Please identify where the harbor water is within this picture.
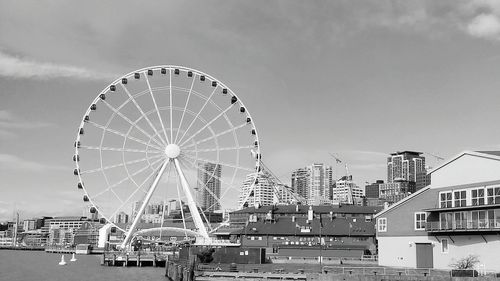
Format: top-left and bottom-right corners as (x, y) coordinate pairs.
(0, 250), (167, 281)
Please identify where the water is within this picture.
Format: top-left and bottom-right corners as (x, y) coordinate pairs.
(0, 250), (167, 281)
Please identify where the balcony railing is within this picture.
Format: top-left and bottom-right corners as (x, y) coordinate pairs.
(426, 219), (500, 232)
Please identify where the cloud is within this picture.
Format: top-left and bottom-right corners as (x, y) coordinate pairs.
(467, 13), (500, 39)
(0, 153), (66, 172)
(0, 110), (55, 139)
(0, 50), (116, 80)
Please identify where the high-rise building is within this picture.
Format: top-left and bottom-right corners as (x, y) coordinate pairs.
(238, 170), (274, 208)
(197, 162), (222, 212)
(291, 164), (333, 205)
(291, 168), (309, 199)
(380, 151), (427, 203)
(386, 151), (427, 190)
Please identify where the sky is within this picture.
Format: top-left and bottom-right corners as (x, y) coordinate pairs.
(1, 0), (500, 221)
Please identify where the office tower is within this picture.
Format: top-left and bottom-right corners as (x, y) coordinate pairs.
(291, 163), (333, 205)
(380, 151), (428, 203)
(197, 162), (222, 212)
(387, 151), (427, 190)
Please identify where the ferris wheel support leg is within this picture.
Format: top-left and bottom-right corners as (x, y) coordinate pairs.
(173, 158), (210, 240)
(120, 160), (169, 250)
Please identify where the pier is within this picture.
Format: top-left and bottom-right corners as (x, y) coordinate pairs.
(101, 251), (168, 267)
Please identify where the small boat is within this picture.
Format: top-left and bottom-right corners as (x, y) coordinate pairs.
(59, 255), (67, 265)
(70, 253), (77, 262)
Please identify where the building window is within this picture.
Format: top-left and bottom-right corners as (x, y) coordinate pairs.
(454, 190), (466, 207)
(440, 192), (452, 208)
(441, 239), (448, 253)
(415, 212), (427, 230)
(454, 212), (467, 229)
(377, 218), (387, 232)
(472, 188), (485, 206)
(487, 187), (500, 205)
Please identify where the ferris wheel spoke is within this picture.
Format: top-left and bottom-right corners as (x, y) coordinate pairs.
(176, 86), (219, 146)
(90, 157), (165, 200)
(80, 154), (164, 175)
(169, 68), (174, 142)
(174, 74), (196, 143)
(107, 161), (164, 221)
(87, 120), (164, 151)
(181, 153), (252, 172)
(121, 159), (170, 248)
(144, 74), (171, 145)
(177, 158), (222, 207)
(120, 84), (168, 146)
(178, 156), (240, 194)
(178, 103), (236, 148)
(79, 145), (163, 154)
(178, 157), (238, 212)
(172, 163), (189, 233)
(101, 99), (166, 149)
(181, 122), (249, 150)
(183, 145), (253, 154)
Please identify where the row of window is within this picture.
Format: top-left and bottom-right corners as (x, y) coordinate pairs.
(378, 208), (500, 232)
(440, 186), (500, 208)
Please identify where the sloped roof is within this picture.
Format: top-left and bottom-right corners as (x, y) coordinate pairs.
(231, 216), (375, 236)
(476, 151), (500, 157)
(428, 150), (500, 174)
(231, 204), (382, 215)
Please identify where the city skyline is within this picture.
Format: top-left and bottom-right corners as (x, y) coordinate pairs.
(2, 1), (500, 220)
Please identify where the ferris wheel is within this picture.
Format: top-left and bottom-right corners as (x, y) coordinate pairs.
(73, 66), (261, 247)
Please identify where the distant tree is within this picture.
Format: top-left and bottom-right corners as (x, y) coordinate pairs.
(450, 255), (480, 269)
(197, 248), (215, 263)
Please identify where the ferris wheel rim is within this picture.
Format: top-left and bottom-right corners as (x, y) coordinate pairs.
(74, 65), (262, 232)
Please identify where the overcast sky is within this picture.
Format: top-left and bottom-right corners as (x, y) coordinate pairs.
(1, 0), (500, 221)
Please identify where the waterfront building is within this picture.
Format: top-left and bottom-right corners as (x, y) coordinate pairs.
(230, 204), (382, 228)
(44, 217), (91, 246)
(73, 221), (101, 247)
(238, 170), (274, 207)
(375, 151), (500, 271)
(22, 219), (36, 231)
(197, 162), (222, 211)
(331, 175), (364, 205)
(230, 206), (378, 258)
(291, 164), (333, 205)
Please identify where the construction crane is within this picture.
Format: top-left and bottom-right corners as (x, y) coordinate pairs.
(329, 153), (349, 176)
(423, 152), (444, 170)
(328, 153), (354, 205)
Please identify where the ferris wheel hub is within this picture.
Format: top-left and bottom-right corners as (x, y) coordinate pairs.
(165, 144), (181, 159)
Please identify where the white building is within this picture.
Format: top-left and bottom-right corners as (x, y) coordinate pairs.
(375, 151), (500, 271)
(331, 175), (364, 204)
(238, 171), (274, 208)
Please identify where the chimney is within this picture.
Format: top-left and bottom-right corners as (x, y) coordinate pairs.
(295, 204), (299, 212)
(292, 216), (295, 222)
(383, 202), (390, 210)
(308, 206), (313, 221)
(329, 211), (333, 221)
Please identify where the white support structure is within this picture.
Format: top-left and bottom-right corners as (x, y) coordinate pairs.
(173, 158), (209, 239)
(120, 160), (169, 249)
